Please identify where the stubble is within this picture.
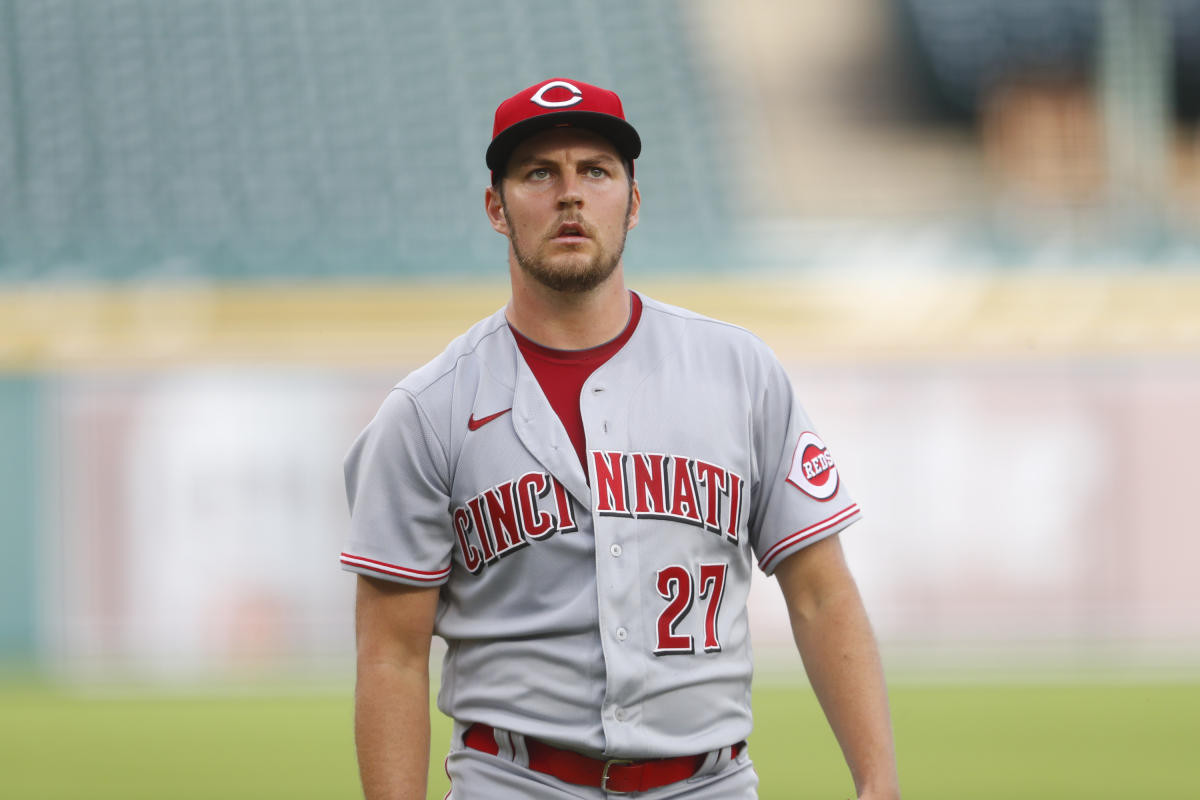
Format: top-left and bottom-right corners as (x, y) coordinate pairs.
(503, 191), (633, 294)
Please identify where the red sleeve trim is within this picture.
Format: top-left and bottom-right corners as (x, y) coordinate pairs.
(757, 504), (860, 573)
(340, 552), (450, 583)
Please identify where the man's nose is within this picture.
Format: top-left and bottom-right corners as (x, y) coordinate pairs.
(557, 173), (583, 207)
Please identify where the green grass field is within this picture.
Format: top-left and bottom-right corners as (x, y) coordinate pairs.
(2, 679), (1197, 798)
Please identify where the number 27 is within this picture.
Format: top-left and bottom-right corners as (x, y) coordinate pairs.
(654, 563), (727, 655)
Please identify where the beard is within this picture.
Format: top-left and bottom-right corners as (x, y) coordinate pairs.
(505, 200), (632, 294)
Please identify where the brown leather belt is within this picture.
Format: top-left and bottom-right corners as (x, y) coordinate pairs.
(463, 722), (744, 794)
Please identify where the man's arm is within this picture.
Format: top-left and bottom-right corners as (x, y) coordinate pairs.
(354, 574), (441, 800)
(774, 534), (900, 800)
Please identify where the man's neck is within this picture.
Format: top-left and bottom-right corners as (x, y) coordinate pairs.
(506, 265), (631, 350)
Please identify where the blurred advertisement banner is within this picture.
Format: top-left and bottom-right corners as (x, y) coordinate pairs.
(44, 370), (384, 678)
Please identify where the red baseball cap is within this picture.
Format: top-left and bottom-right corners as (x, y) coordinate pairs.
(486, 78), (642, 177)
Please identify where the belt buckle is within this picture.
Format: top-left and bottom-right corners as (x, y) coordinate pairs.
(600, 757), (634, 794)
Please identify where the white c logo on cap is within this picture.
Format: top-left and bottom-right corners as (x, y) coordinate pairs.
(531, 80), (583, 108)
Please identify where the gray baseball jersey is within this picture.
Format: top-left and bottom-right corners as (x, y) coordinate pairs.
(341, 292), (861, 759)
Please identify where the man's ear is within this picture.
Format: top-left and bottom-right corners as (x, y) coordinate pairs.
(626, 180), (641, 232)
(485, 185), (508, 235)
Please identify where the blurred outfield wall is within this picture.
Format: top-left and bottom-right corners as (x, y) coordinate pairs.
(3, 276), (1198, 679)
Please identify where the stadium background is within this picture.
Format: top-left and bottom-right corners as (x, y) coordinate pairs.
(2, 1), (1199, 797)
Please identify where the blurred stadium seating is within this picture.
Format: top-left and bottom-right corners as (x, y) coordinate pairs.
(0, 0), (734, 281)
(897, 0), (1200, 121)
(3, 0), (1199, 283)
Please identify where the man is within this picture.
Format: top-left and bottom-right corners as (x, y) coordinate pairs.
(342, 77), (900, 799)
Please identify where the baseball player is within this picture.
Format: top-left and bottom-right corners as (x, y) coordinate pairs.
(342, 78), (900, 799)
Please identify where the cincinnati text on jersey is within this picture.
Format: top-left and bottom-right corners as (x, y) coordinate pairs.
(452, 472), (579, 573)
(592, 451), (744, 541)
(451, 452), (745, 575)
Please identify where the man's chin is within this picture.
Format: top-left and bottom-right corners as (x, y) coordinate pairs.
(521, 258), (618, 294)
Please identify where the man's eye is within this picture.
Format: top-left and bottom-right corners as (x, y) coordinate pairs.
(587, 167), (607, 178)
(529, 168), (550, 180)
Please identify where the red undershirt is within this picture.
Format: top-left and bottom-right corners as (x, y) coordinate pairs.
(510, 291), (643, 472)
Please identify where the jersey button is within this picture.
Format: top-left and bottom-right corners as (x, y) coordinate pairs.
(609, 544), (622, 557)
(616, 627), (628, 642)
(614, 708), (626, 722)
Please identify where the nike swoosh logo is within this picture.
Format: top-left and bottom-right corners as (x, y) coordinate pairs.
(467, 408), (512, 431)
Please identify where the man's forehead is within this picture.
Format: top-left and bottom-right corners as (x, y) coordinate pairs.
(507, 127), (623, 165)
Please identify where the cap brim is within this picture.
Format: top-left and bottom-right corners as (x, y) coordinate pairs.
(486, 111), (642, 174)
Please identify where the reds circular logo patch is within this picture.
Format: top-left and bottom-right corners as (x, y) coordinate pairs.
(786, 431), (840, 501)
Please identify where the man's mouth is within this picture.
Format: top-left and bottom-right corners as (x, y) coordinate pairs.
(553, 221), (589, 241)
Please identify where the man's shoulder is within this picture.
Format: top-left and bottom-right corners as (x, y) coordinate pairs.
(395, 308), (513, 397)
(637, 292), (774, 355)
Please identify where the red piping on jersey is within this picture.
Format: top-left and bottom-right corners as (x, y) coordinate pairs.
(757, 504), (860, 573)
(340, 552), (450, 582)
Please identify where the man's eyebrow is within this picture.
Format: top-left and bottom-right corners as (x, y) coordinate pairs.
(580, 153), (621, 165)
(509, 155), (550, 169)
(510, 151), (621, 169)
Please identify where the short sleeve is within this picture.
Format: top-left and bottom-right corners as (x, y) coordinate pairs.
(340, 388), (455, 586)
(748, 358), (862, 575)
